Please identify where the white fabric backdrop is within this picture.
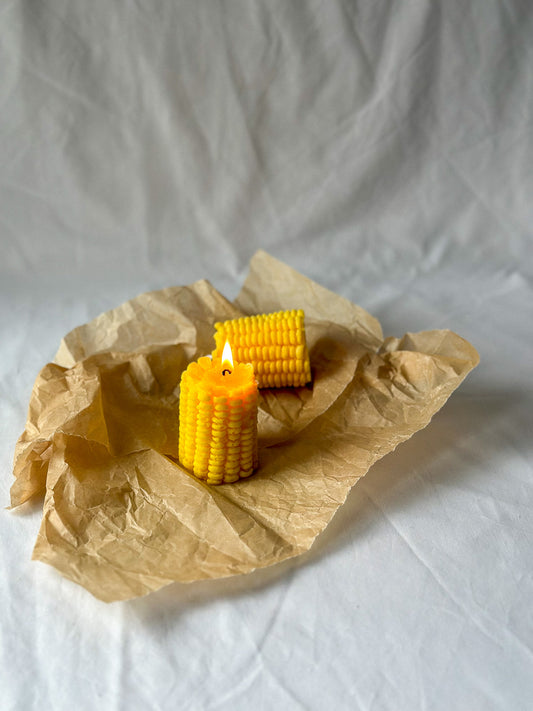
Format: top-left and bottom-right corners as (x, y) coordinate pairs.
(1, 2), (532, 709)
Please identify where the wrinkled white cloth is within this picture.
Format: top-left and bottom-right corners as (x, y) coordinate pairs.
(1, 2), (532, 709)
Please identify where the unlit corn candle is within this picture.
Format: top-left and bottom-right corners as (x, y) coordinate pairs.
(178, 344), (258, 485)
(213, 310), (311, 388)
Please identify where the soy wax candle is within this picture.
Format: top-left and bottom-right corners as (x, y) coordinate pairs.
(178, 342), (258, 485)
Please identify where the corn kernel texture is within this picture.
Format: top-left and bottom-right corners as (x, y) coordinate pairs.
(179, 356), (258, 485)
(213, 310), (311, 388)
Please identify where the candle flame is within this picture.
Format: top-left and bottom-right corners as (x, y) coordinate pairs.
(221, 340), (233, 372)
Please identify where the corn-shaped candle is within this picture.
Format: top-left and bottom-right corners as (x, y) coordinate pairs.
(213, 310), (311, 389)
(178, 345), (258, 485)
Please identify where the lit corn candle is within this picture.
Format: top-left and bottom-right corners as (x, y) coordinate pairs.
(213, 310), (311, 388)
(178, 342), (258, 485)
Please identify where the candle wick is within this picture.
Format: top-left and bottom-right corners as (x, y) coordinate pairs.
(222, 369), (231, 376)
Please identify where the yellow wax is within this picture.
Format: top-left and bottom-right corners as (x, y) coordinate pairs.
(213, 310), (311, 388)
(178, 356), (258, 485)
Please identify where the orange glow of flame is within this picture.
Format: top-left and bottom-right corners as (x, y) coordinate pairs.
(221, 340), (233, 372)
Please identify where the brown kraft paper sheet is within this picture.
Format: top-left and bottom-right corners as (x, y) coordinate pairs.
(10, 251), (479, 602)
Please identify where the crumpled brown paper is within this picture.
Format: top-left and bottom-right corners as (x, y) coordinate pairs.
(11, 251), (479, 602)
